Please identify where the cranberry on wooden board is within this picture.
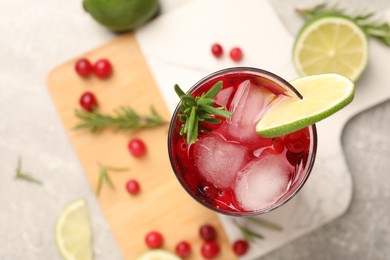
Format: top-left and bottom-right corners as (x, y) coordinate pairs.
(125, 179), (140, 195)
(145, 231), (163, 249)
(93, 58), (112, 79)
(75, 58), (92, 77)
(128, 138), (147, 158)
(79, 91), (98, 112)
(201, 240), (220, 259)
(175, 240), (191, 258)
(199, 224), (217, 241)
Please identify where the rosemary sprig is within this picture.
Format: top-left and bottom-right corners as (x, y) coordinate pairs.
(74, 106), (166, 133)
(232, 217), (283, 243)
(296, 3), (390, 46)
(15, 157), (42, 185)
(174, 81), (232, 144)
(96, 163), (128, 196)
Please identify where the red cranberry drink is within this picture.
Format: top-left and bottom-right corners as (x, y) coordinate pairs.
(168, 67), (317, 216)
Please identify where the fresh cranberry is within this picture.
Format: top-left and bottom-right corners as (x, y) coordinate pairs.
(232, 239), (249, 256)
(75, 58), (92, 77)
(79, 91), (98, 112)
(201, 240), (220, 259)
(126, 179), (140, 195)
(211, 43), (223, 57)
(272, 137), (285, 154)
(93, 58), (112, 79)
(199, 224), (217, 241)
(128, 138), (147, 157)
(145, 231), (163, 249)
(284, 129), (309, 153)
(229, 47), (243, 62)
(286, 150), (304, 166)
(175, 240), (191, 258)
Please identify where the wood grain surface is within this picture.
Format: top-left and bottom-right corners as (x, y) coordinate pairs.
(47, 32), (236, 259)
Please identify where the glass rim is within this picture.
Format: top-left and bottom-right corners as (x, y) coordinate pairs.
(167, 67), (318, 216)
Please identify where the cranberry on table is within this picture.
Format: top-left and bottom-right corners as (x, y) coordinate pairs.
(75, 58), (92, 77)
(93, 58), (112, 79)
(145, 231), (163, 249)
(125, 179), (140, 195)
(199, 224), (217, 241)
(232, 239), (249, 256)
(128, 138), (147, 157)
(79, 91), (98, 112)
(175, 240), (191, 258)
(201, 240), (220, 259)
(229, 47), (243, 62)
(211, 43), (223, 58)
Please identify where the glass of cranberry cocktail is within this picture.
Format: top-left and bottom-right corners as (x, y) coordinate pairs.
(168, 67), (317, 216)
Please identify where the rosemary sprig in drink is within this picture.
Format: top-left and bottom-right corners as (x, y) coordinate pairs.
(296, 3), (390, 46)
(74, 106), (166, 133)
(174, 81), (232, 144)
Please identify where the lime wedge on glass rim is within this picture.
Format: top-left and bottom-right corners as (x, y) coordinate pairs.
(293, 14), (368, 81)
(137, 249), (181, 260)
(256, 74), (354, 138)
(55, 199), (93, 260)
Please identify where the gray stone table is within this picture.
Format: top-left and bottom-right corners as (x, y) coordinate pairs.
(0, 0), (389, 259)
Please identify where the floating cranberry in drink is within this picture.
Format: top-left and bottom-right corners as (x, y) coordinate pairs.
(168, 68), (317, 216)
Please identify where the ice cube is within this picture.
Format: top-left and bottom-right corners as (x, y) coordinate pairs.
(234, 154), (292, 211)
(225, 80), (267, 141)
(215, 86), (234, 108)
(194, 133), (248, 188)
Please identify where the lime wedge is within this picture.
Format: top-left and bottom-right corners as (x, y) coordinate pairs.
(293, 15), (368, 81)
(137, 250), (181, 260)
(256, 74), (354, 138)
(55, 199), (93, 260)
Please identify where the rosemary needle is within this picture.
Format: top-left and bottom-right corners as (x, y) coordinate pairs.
(15, 157), (42, 185)
(96, 163), (128, 196)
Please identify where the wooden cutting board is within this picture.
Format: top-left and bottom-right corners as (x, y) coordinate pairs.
(47, 32), (236, 259)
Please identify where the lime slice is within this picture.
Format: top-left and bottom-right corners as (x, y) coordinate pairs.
(55, 199), (93, 260)
(137, 250), (181, 260)
(256, 74), (354, 138)
(293, 14), (368, 81)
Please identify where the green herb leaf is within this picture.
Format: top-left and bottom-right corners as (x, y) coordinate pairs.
(15, 157), (42, 185)
(74, 106), (166, 133)
(297, 3), (390, 46)
(203, 81), (223, 99)
(174, 81), (232, 144)
(96, 163), (129, 196)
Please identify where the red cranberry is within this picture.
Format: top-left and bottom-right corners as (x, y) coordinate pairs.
(229, 47), (243, 62)
(211, 43), (223, 57)
(199, 224), (217, 241)
(145, 231), (163, 249)
(126, 179), (140, 195)
(284, 129), (309, 153)
(201, 240), (220, 259)
(232, 239), (249, 256)
(79, 91), (98, 112)
(128, 138), (147, 158)
(175, 240), (191, 258)
(93, 58), (112, 79)
(75, 58), (92, 77)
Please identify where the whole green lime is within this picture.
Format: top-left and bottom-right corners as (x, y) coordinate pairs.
(83, 0), (160, 32)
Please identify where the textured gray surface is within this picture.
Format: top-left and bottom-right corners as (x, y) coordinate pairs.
(260, 99), (390, 260)
(1, 0), (390, 259)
